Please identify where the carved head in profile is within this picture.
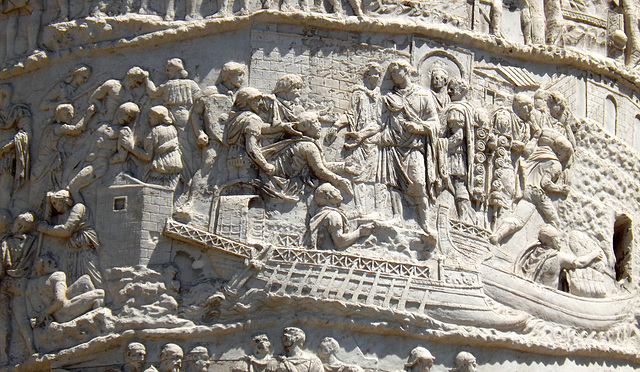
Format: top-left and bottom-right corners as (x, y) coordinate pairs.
(317, 337), (340, 361)
(48, 189), (74, 214)
(453, 351), (476, 372)
(149, 106), (174, 127)
(125, 67), (149, 88)
(234, 87), (263, 112)
(295, 111), (322, 139)
(55, 104), (74, 124)
(538, 225), (563, 251)
(251, 333), (271, 359)
(533, 89), (549, 112)
(362, 62), (382, 88)
(405, 347), (434, 372)
(282, 327), (306, 353)
(512, 93), (533, 121)
(12, 212), (36, 235)
(273, 74), (304, 102)
(388, 60), (416, 88)
(447, 78), (469, 102)
(68, 65), (92, 87)
(33, 255), (58, 276)
(184, 346), (210, 372)
(220, 62), (247, 89)
(123, 342), (146, 372)
(430, 67), (449, 91)
(547, 91), (568, 120)
(159, 343), (183, 372)
(166, 58), (188, 79)
(315, 183), (343, 207)
(115, 102), (140, 125)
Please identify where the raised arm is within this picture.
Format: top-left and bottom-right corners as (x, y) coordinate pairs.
(303, 143), (353, 197)
(327, 213), (374, 249)
(37, 204), (86, 238)
(540, 162), (569, 195)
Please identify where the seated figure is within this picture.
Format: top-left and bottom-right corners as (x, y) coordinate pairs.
(308, 183), (374, 250)
(27, 255), (105, 328)
(262, 112), (353, 198)
(515, 225), (604, 293)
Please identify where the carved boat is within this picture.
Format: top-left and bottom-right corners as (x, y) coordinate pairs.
(431, 206), (637, 330)
(165, 218), (528, 330)
(479, 263), (636, 330)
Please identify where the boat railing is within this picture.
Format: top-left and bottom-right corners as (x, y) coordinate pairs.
(165, 219), (433, 280)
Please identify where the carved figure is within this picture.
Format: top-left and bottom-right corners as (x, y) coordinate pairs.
(546, 92), (577, 151)
(531, 89), (551, 131)
(0, 84), (31, 210)
(66, 102), (138, 198)
(191, 86), (228, 151)
(186, 0), (204, 19)
(521, 0), (562, 45)
(308, 183), (374, 250)
(520, 0), (532, 44)
(515, 225), (603, 292)
(317, 337), (363, 372)
(262, 112), (354, 197)
(122, 105), (183, 188)
(26, 255), (105, 329)
(183, 346), (210, 372)
(543, 0), (563, 45)
(0, 212), (39, 362)
(326, 0), (364, 17)
(245, 333), (278, 372)
(31, 104), (94, 205)
(429, 67), (449, 113)
(1, 212), (39, 280)
(405, 347), (434, 372)
(37, 190), (103, 288)
(378, 60), (439, 235)
(87, 67), (148, 125)
(328, 62), (382, 215)
(217, 62), (247, 99)
(525, 0), (545, 44)
(489, 0), (503, 37)
(621, 0), (640, 67)
(509, 93), (534, 149)
(144, 343), (183, 372)
(489, 126), (570, 244)
(215, 0), (249, 17)
(439, 79), (476, 223)
(278, 327), (323, 372)
(225, 87), (299, 178)
(117, 342), (147, 372)
(2, 0), (42, 61)
(486, 108), (518, 225)
(145, 58), (200, 177)
(272, 74), (305, 124)
(88, 76), (124, 117)
(452, 351), (476, 372)
(40, 65), (92, 113)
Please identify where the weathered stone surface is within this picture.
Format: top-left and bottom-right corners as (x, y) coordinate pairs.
(1, 1), (640, 370)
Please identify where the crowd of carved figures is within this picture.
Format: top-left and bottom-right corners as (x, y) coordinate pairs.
(103, 328), (477, 372)
(0, 53), (622, 364)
